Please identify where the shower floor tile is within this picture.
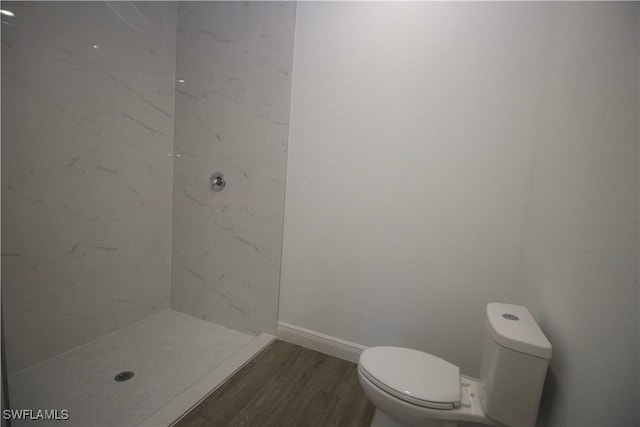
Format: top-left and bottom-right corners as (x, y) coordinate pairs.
(8, 310), (266, 427)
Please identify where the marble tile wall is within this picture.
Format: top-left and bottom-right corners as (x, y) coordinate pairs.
(1, 2), (177, 373)
(170, 2), (295, 335)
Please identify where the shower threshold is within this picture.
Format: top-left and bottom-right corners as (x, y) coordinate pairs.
(7, 310), (275, 427)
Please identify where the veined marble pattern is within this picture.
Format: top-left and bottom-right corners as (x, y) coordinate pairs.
(1, 2), (177, 373)
(170, 2), (295, 335)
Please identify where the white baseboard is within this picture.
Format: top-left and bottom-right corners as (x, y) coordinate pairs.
(277, 321), (367, 363)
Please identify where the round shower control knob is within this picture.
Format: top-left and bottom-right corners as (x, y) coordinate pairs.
(210, 172), (226, 192)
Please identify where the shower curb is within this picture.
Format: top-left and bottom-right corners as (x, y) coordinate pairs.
(139, 333), (276, 427)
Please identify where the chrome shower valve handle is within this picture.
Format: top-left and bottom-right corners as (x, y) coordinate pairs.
(210, 172), (226, 192)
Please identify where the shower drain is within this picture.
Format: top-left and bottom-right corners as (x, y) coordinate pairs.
(114, 371), (134, 382)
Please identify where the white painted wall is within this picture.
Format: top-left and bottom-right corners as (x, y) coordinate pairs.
(280, 2), (554, 376)
(280, 2), (639, 424)
(519, 3), (639, 426)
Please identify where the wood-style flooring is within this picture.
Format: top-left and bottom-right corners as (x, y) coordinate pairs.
(174, 340), (375, 427)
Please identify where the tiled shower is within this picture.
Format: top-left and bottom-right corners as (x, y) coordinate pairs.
(1, 2), (294, 425)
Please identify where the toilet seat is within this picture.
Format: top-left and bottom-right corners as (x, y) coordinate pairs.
(359, 346), (461, 410)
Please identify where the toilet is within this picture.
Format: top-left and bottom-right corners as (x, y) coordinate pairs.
(358, 303), (552, 427)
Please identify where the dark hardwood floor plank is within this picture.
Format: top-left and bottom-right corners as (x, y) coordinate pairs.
(224, 345), (319, 426)
(264, 350), (346, 426)
(174, 340), (375, 427)
(324, 364), (374, 427)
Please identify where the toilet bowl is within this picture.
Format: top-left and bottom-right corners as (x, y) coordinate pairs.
(357, 347), (492, 427)
(357, 303), (552, 427)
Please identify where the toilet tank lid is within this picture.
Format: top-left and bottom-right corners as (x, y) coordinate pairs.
(486, 303), (552, 359)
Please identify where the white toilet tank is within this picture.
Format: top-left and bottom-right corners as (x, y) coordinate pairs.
(479, 303), (552, 427)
